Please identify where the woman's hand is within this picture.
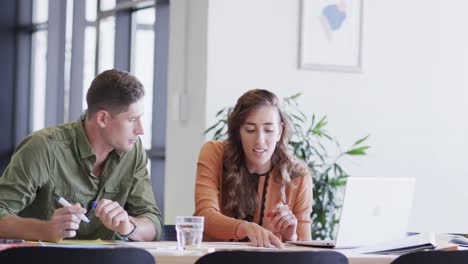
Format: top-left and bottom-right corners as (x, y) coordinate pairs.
(266, 205), (298, 241)
(236, 221), (284, 248)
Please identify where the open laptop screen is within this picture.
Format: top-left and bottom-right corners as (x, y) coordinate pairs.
(289, 177), (416, 248)
(335, 177), (416, 247)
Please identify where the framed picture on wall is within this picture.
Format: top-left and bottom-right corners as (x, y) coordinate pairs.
(299, 0), (363, 72)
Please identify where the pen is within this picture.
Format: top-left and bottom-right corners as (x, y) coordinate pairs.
(0, 239), (25, 244)
(55, 196), (90, 223)
(266, 204), (289, 218)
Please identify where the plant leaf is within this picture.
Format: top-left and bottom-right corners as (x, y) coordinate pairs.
(215, 108), (226, 117)
(289, 92), (302, 100)
(204, 120), (223, 135)
(290, 113), (306, 123)
(352, 135), (369, 146)
(345, 146), (370, 155)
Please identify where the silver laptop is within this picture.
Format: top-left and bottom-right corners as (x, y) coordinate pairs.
(289, 177), (416, 248)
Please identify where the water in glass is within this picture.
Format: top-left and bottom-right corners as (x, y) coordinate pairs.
(175, 216), (204, 250)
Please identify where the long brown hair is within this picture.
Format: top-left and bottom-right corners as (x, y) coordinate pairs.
(221, 89), (309, 219)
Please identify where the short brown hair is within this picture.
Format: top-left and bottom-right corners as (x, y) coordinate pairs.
(86, 69), (145, 117)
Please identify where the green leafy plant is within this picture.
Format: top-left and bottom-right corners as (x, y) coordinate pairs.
(204, 93), (369, 240)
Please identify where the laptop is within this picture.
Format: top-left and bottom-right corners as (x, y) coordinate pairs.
(289, 177), (416, 248)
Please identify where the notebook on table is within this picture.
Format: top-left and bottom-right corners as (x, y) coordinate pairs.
(289, 177), (416, 248)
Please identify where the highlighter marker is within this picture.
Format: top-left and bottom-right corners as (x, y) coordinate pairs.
(55, 196), (90, 223)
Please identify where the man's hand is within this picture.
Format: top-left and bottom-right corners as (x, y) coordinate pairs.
(46, 203), (86, 242)
(94, 199), (133, 236)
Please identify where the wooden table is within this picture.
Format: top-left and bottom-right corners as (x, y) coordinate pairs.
(123, 241), (398, 264)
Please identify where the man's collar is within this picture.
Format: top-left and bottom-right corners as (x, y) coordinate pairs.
(76, 111), (95, 160)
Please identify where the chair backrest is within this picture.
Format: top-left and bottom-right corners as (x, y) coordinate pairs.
(162, 224), (177, 241)
(194, 250), (347, 264)
(0, 246), (155, 264)
(392, 250), (468, 264)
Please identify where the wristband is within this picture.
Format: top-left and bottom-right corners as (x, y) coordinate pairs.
(119, 216), (137, 240)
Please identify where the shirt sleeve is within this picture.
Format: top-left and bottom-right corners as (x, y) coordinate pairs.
(125, 138), (163, 241)
(292, 173), (313, 241)
(0, 135), (50, 219)
(194, 141), (244, 240)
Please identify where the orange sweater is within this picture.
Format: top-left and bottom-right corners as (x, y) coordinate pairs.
(194, 141), (312, 241)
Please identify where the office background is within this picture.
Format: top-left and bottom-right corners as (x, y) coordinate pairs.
(2, 0), (468, 234)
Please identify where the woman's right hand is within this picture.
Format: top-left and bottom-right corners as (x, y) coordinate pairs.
(236, 221), (284, 248)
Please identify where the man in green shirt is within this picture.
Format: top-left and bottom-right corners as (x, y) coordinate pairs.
(0, 69), (163, 242)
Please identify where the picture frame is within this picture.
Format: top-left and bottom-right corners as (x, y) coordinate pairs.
(299, 0), (363, 72)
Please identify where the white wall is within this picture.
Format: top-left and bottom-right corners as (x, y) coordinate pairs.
(165, 0), (209, 223)
(166, 0), (468, 232)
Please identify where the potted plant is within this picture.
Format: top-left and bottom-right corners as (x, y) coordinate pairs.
(204, 93), (369, 240)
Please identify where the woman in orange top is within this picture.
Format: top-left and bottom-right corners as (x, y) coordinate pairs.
(195, 89), (312, 248)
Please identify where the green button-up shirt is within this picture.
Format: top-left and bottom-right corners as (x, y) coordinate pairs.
(0, 116), (162, 240)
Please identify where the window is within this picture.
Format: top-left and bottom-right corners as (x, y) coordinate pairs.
(31, 0), (49, 131)
(132, 7), (155, 150)
(82, 0), (98, 109)
(17, 0), (169, 214)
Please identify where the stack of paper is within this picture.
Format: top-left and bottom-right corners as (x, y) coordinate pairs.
(354, 232), (458, 254)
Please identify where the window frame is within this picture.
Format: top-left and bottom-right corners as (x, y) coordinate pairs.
(14, 0), (169, 214)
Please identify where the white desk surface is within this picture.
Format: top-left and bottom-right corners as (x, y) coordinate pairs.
(122, 241), (398, 264)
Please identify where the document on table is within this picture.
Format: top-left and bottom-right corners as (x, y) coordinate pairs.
(122, 241), (282, 254)
(354, 233), (457, 254)
(27, 239), (117, 248)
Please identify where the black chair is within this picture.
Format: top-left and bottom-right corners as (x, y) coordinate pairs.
(392, 250), (468, 264)
(0, 246), (155, 264)
(194, 250), (348, 264)
(162, 224), (177, 241)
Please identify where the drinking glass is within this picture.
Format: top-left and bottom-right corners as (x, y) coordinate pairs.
(175, 216), (204, 250)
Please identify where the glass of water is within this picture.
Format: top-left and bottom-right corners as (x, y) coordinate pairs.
(175, 216), (204, 250)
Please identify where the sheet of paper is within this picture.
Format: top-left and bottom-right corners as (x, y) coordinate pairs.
(26, 239), (117, 248)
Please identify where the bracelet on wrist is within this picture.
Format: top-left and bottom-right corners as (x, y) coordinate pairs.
(118, 216), (137, 240)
